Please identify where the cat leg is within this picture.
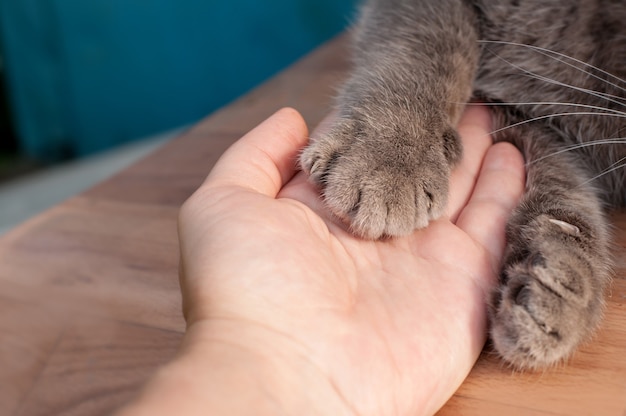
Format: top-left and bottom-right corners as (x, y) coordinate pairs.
(300, 0), (479, 238)
(490, 126), (612, 369)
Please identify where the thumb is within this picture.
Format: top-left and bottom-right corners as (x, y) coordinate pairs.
(205, 107), (309, 197)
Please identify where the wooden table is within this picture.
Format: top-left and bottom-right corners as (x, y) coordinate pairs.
(1, 35), (625, 416)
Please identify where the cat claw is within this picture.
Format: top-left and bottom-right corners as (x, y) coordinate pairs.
(548, 218), (581, 237)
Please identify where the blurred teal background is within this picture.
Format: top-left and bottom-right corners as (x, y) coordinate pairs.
(0, 0), (356, 162)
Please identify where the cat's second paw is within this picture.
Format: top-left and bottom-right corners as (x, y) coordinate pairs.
(300, 116), (460, 239)
(490, 214), (609, 369)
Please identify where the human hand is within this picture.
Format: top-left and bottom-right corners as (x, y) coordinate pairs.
(120, 106), (525, 416)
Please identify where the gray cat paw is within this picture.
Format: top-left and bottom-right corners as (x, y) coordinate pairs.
(490, 214), (608, 369)
(300, 117), (454, 239)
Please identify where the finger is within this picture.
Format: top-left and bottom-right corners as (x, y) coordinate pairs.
(204, 107), (309, 197)
(456, 142), (526, 263)
(446, 104), (494, 221)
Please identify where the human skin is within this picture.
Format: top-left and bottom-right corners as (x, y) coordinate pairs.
(117, 106), (525, 416)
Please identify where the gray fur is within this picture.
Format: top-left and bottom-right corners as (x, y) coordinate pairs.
(300, 0), (625, 369)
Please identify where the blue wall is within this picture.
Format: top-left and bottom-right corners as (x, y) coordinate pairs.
(0, 1), (356, 160)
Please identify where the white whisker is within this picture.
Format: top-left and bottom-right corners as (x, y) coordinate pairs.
(490, 112), (626, 137)
(473, 101), (626, 117)
(482, 47), (626, 109)
(521, 71), (626, 107)
(528, 138), (626, 165)
(478, 40), (626, 92)
(579, 156), (626, 187)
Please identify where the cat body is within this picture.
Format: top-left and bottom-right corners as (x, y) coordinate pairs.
(300, 0), (626, 368)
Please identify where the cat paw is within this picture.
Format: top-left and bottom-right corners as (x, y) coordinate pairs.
(300, 116), (459, 239)
(490, 214), (609, 369)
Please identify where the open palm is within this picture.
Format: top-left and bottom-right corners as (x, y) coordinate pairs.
(177, 107), (525, 415)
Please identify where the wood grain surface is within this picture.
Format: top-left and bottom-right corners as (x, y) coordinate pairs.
(1, 35), (624, 416)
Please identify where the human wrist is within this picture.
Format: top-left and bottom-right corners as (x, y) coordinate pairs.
(117, 319), (354, 416)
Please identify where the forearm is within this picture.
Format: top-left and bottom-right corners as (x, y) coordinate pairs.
(115, 321), (354, 416)
(345, 0), (479, 123)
